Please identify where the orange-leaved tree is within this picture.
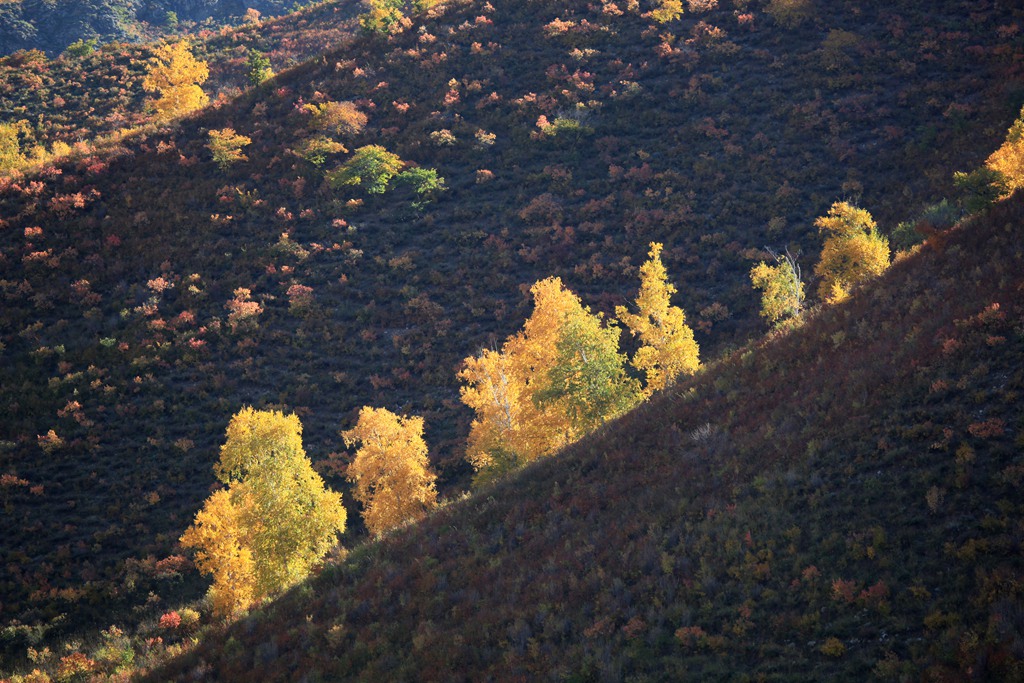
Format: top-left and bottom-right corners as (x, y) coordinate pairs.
(341, 407), (438, 537)
(143, 40), (209, 122)
(180, 408), (346, 616)
(813, 202), (890, 303)
(616, 242), (700, 397)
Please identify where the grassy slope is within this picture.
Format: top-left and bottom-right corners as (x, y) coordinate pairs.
(147, 192), (1024, 681)
(1, 0), (1023, 670)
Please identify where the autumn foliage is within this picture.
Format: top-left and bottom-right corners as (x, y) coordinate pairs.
(206, 128), (252, 170)
(750, 250), (804, 327)
(142, 40), (209, 122)
(342, 407), (438, 537)
(813, 202), (890, 303)
(985, 105), (1024, 197)
(180, 408), (346, 616)
(460, 277), (637, 485)
(616, 242), (700, 396)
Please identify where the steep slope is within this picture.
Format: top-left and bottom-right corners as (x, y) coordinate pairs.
(148, 194), (1024, 681)
(1, 0), (1023, 669)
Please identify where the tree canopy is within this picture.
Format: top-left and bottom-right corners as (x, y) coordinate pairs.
(342, 407), (438, 537)
(750, 249), (804, 327)
(142, 40), (209, 122)
(616, 242), (700, 397)
(984, 105), (1024, 197)
(813, 202), (890, 303)
(181, 408), (346, 616)
(461, 277), (637, 485)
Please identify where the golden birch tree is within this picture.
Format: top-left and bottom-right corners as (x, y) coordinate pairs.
(985, 105), (1024, 197)
(181, 408), (346, 616)
(461, 277), (636, 485)
(143, 40), (209, 121)
(750, 248), (805, 327)
(812, 202), (890, 303)
(342, 407), (438, 537)
(616, 242), (700, 397)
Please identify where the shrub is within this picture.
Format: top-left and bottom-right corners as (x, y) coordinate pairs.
(207, 129), (252, 170)
(766, 0), (814, 28)
(819, 637), (846, 657)
(328, 145), (404, 195)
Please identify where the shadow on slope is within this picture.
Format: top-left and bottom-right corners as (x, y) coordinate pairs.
(147, 194), (1024, 680)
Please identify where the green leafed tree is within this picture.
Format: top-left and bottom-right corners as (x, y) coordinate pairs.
(246, 50), (273, 87)
(328, 145), (404, 194)
(535, 310), (639, 434)
(396, 166), (446, 208)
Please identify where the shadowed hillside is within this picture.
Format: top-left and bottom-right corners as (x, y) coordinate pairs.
(1, 0), (1023, 675)
(145, 191), (1024, 680)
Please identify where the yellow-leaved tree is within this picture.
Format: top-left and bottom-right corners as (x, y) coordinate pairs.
(460, 277), (637, 485)
(207, 128), (252, 170)
(143, 40), (209, 121)
(813, 202), (890, 303)
(180, 408), (346, 617)
(616, 242), (700, 397)
(178, 488), (255, 617)
(750, 248), (804, 327)
(0, 120), (31, 172)
(341, 407), (438, 537)
(985, 105), (1024, 197)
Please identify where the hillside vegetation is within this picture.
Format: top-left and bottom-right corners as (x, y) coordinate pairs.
(1, 0), (1023, 677)
(147, 190), (1024, 680)
(0, 0), (361, 155)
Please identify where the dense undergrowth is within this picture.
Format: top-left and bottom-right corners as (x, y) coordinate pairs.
(1, 0), (1023, 676)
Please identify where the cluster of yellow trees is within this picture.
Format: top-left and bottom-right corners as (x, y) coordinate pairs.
(461, 243), (700, 484)
(180, 408), (347, 616)
(182, 405), (439, 616)
(182, 244), (701, 614)
(750, 201), (891, 328)
(749, 100), (1024, 330)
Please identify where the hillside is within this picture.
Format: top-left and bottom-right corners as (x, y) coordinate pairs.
(0, 0), (361, 154)
(145, 190), (1024, 680)
(1, 0), (1023, 675)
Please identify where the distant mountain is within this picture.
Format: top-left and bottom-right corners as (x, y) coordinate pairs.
(0, 0), (298, 56)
